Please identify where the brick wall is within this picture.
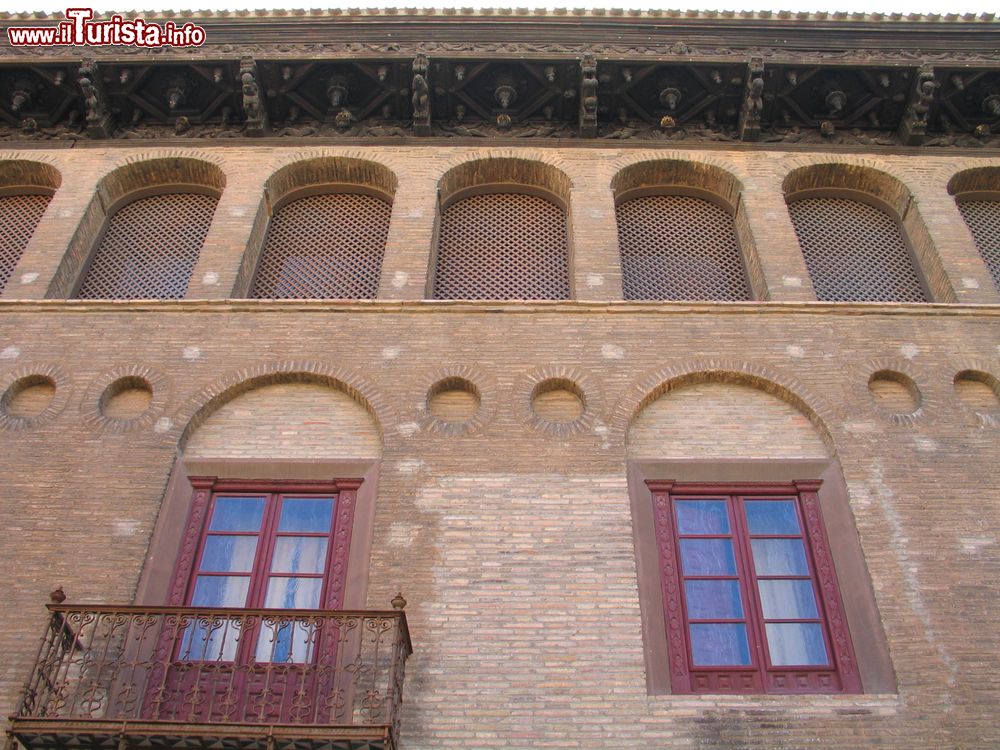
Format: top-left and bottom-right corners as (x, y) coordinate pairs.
(0, 142), (999, 749)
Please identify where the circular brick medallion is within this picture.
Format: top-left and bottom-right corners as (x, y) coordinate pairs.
(868, 370), (921, 416)
(427, 377), (481, 424)
(953, 369), (1000, 415)
(531, 379), (585, 422)
(101, 376), (154, 421)
(3, 374), (55, 417)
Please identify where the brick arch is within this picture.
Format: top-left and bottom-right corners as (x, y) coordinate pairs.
(266, 149), (401, 200)
(437, 154), (572, 205)
(781, 159), (913, 215)
(610, 359), (838, 455)
(947, 164), (1000, 195)
(173, 360), (394, 452)
(0, 158), (61, 191)
(931, 157), (1000, 187)
(440, 148), (570, 180)
(611, 157), (745, 208)
(111, 148), (227, 171)
(609, 150), (750, 190)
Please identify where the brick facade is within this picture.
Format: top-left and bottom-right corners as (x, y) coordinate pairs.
(1, 106), (999, 750)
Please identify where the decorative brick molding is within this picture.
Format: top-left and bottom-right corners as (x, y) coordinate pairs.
(781, 158), (914, 214)
(610, 359), (839, 454)
(854, 356), (935, 426)
(0, 362), (71, 430)
(940, 159), (1000, 190)
(267, 148), (402, 188)
(514, 364), (603, 437)
(173, 360), (395, 450)
(418, 364), (498, 437)
(79, 363), (169, 433)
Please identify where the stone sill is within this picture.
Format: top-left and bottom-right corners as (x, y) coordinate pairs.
(0, 299), (998, 317)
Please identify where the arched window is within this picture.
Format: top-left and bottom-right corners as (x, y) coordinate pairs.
(243, 157), (397, 300)
(64, 158), (225, 300)
(783, 165), (931, 303)
(0, 160), (60, 296)
(616, 194), (750, 301)
(787, 196), (925, 302)
(949, 168), (1000, 293)
(432, 158), (571, 300)
(76, 192), (218, 299)
(251, 192), (390, 299)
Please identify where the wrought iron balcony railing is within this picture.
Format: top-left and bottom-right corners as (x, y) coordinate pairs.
(7, 603), (412, 750)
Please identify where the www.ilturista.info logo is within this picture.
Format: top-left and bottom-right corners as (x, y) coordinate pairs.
(7, 8), (206, 47)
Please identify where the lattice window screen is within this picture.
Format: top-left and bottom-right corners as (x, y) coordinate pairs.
(76, 193), (217, 299)
(616, 194), (751, 301)
(433, 193), (570, 300)
(0, 194), (50, 294)
(251, 193), (390, 299)
(788, 197), (927, 302)
(956, 199), (1000, 292)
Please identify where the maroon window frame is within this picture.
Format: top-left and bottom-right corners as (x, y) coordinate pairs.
(169, 477), (362, 613)
(647, 480), (862, 694)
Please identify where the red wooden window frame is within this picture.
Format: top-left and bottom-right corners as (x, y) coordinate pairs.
(168, 477), (362, 612)
(647, 480), (862, 694)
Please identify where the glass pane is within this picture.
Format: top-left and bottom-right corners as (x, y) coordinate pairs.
(264, 576), (323, 609)
(684, 580), (744, 619)
(766, 623), (829, 666)
(675, 500), (730, 534)
(278, 497), (335, 532)
(255, 618), (317, 663)
(680, 539), (737, 575)
(179, 614), (243, 662)
(200, 536), (258, 573)
(271, 537), (329, 574)
(191, 575), (250, 607)
(745, 500), (801, 535)
(209, 496), (266, 532)
(751, 538), (809, 576)
(758, 579), (820, 619)
(689, 623), (752, 666)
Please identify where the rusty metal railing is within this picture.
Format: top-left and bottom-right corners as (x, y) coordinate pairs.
(8, 600), (411, 750)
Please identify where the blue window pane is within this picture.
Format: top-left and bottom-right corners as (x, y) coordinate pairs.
(191, 575), (250, 607)
(264, 576), (323, 609)
(209, 497), (266, 532)
(758, 579), (820, 619)
(765, 623), (829, 666)
(675, 500), (730, 534)
(690, 623), (752, 666)
(278, 497), (335, 532)
(751, 538), (809, 576)
(684, 580), (744, 619)
(200, 536), (258, 572)
(680, 539), (737, 575)
(744, 500), (801, 535)
(271, 537), (329, 574)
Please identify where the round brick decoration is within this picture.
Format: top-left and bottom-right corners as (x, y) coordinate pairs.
(2, 374), (55, 418)
(954, 369), (1000, 414)
(101, 376), (154, 421)
(868, 370), (921, 416)
(427, 377), (481, 424)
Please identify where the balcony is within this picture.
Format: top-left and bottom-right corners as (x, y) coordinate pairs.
(7, 604), (412, 750)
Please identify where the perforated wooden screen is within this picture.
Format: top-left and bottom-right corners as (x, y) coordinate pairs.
(76, 192), (217, 299)
(0, 194), (50, 294)
(788, 197), (927, 302)
(251, 193), (390, 299)
(956, 199), (1000, 292)
(616, 194), (751, 301)
(433, 193), (570, 300)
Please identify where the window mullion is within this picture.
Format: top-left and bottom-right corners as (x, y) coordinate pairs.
(730, 495), (769, 685)
(248, 492), (283, 610)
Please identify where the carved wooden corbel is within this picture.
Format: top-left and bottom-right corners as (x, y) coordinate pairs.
(738, 58), (765, 142)
(412, 53), (431, 136)
(240, 56), (269, 137)
(899, 64), (935, 146)
(579, 54), (598, 137)
(77, 58), (112, 138)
